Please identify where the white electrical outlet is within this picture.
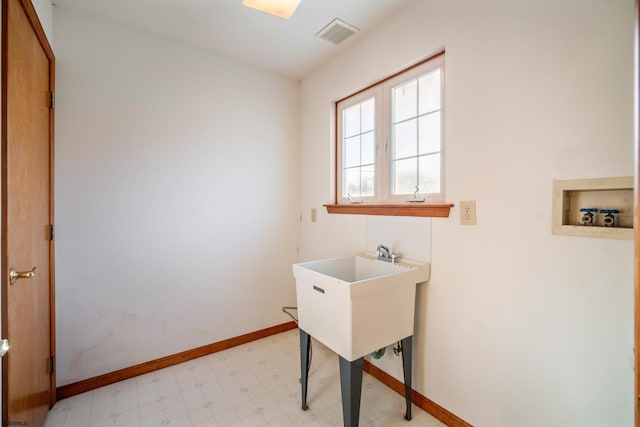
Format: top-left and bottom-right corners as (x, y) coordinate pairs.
(460, 200), (477, 225)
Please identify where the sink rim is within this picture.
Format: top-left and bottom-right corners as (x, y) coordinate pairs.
(293, 252), (429, 285)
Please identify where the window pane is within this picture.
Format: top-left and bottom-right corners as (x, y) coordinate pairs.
(344, 168), (361, 196)
(419, 154), (441, 194)
(361, 98), (375, 133)
(393, 158), (417, 195)
(344, 135), (360, 168)
(419, 68), (441, 115)
(361, 165), (375, 197)
(344, 104), (361, 138)
(418, 112), (440, 155)
(341, 97), (376, 200)
(393, 119), (417, 160)
(361, 131), (375, 165)
(344, 166), (375, 198)
(393, 80), (417, 123)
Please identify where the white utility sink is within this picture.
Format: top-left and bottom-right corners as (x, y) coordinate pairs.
(293, 253), (430, 361)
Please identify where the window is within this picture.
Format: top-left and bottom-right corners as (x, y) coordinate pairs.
(333, 52), (448, 216)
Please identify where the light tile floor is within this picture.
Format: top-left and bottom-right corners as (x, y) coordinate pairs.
(45, 329), (444, 427)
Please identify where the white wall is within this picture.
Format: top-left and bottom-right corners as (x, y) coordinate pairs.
(53, 7), (300, 386)
(31, 0), (53, 42)
(300, 0), (635, 426)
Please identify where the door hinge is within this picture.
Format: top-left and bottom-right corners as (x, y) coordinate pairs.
(49, 224), (55, 241)
(49, 92), (55, 109)
(49, 355), (55, 374)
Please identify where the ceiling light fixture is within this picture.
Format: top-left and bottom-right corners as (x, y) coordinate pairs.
(242, 0), (302, 19)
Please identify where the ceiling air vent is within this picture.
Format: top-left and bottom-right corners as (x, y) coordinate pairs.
(316, 18), (359, 45)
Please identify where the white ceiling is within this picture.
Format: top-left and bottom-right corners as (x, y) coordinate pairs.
(52, 0), (414, 79)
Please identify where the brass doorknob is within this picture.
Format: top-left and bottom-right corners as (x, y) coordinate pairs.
(9, 266), (37, 285)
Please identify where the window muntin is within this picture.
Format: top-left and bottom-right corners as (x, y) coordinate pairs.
(336, 54), (444, 205)
(340, 96), (378, 200)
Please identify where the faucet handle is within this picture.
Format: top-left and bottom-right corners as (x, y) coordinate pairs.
(376, 245), (399, 262)
(376, 244), (389, 256)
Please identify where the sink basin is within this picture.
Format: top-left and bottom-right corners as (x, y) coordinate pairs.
(293, 253), (429, 361)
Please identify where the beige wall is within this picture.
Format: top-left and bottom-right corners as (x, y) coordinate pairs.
(300, 0), (634, 425)
(31, 0), (53, 42)
(53, 7), (300, 385)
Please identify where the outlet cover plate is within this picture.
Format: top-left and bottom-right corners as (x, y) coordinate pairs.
(460, 200), (476, 225)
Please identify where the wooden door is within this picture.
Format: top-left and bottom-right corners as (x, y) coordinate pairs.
(636, 1), (639, 425)
(1, 0), (55, 426)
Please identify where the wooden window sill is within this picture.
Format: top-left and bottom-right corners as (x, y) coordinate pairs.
(324, 203), (453, 218)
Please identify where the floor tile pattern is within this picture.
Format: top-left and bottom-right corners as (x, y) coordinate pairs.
(45, 329), (444, 427)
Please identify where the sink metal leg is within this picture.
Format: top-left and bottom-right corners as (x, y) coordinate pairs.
(401, 336), (413, 420)
(300, 329), (311, 410)
(339, 356), (364, 427)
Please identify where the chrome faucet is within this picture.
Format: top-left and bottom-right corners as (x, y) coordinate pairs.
(376, 244), (400, 263)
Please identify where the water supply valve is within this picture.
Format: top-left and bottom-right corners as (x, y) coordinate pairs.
(600, 209), (620, 227)
(579, 208), (598, 226)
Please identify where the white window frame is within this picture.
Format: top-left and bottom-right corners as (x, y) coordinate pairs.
(336, 53), (445, 205)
